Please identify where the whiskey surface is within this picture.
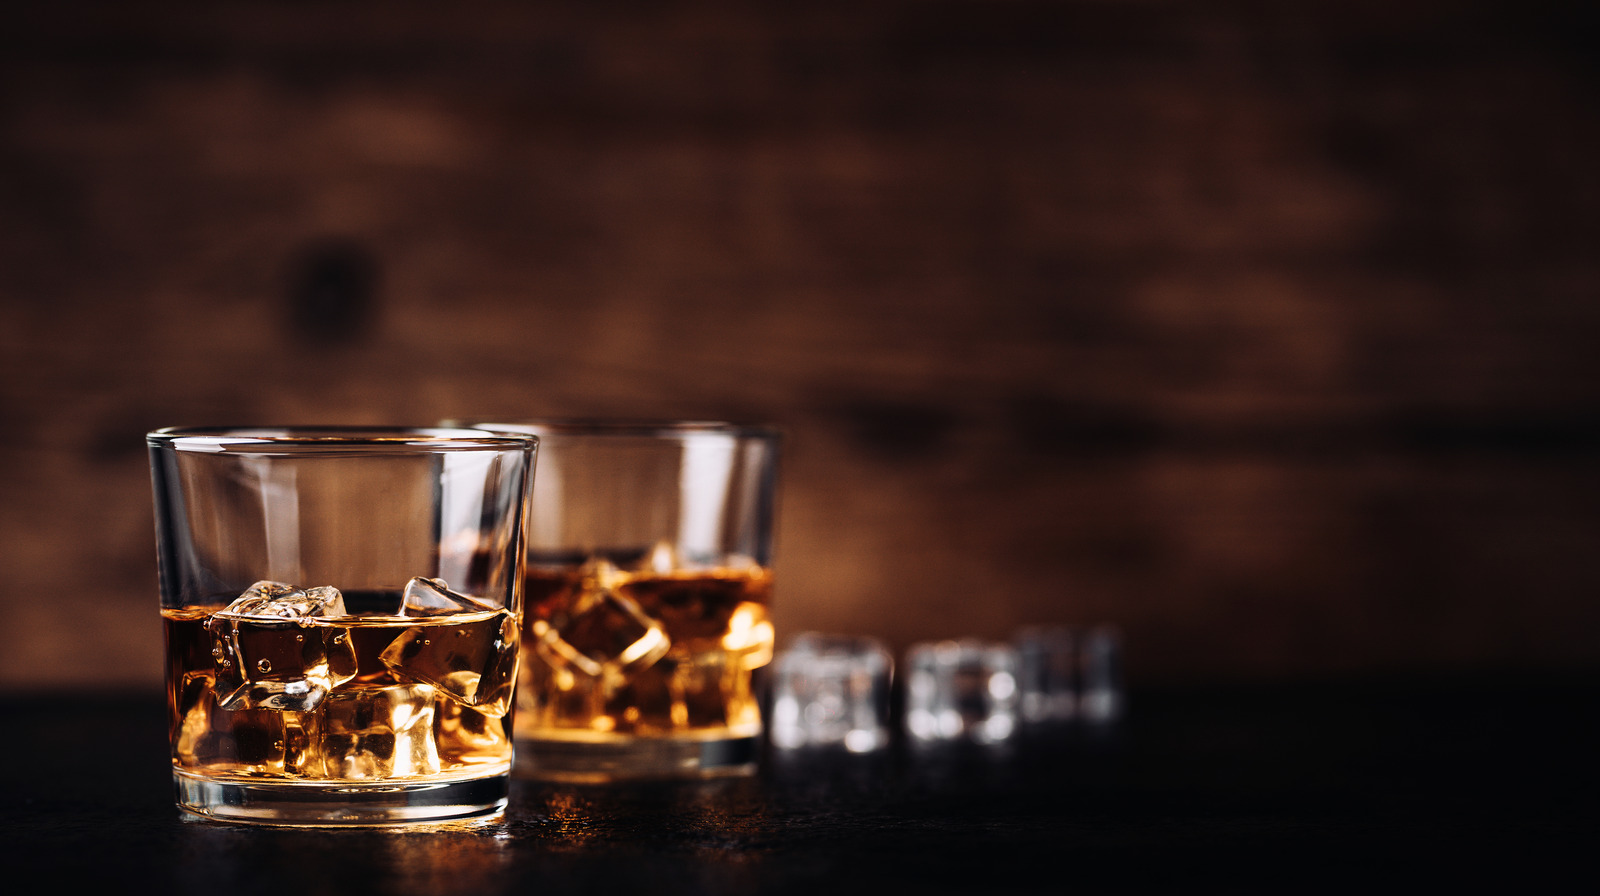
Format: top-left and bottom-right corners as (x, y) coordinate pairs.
(517, 564), (774, 741)
(164, 593), (516, 782)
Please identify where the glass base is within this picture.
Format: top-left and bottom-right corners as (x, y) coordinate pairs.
(514, 734), (760, 782)
(173, 771), (510, 826)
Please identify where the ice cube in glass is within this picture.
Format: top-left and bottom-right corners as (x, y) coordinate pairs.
(316, 682), (441, 779)
(205, 581), (358, 712)
(380, 577), (520, 717)
(531, 561), (670, 680)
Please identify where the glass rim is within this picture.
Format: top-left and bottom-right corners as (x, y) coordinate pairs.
(146, 426), (539, 454)
(458, 419), (781, 442)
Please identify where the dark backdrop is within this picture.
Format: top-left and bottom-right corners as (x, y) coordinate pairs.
(4, 0), (1598, 691)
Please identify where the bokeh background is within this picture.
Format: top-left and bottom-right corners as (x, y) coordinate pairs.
(4, 0), (1598, 692)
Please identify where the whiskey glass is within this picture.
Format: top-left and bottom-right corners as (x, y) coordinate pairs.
(148, 427), (536, 824)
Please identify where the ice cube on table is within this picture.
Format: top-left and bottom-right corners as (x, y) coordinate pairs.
(1014, 626), (1078, 724)
(1077, 625), (1123, 724)
(905, 640), (1020, 745)
(315, 682), (441, 779)
(771, 633), (893, 752)
(380, 579), (520, 716)
(531, 562), (670, 681)
(205, 581), (358, 712)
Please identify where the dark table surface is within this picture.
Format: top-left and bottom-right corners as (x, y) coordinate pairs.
(4, 672), (1594, 895)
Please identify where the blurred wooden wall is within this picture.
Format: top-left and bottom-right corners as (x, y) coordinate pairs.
(3, 0), (1599, 690)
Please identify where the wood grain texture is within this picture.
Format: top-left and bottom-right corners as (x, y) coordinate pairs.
(3, 1), (1598, 689)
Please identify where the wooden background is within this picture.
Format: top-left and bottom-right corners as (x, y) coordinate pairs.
(3, 0), (1598, 691)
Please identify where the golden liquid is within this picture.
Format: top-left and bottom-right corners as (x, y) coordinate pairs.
(164, 597), (516, 782)
(517, 565), (774, 742)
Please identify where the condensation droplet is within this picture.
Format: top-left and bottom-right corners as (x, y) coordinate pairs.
(257, 659), (273, 673)
(295, 634), (304, 642)
(423, 639), (431, 646)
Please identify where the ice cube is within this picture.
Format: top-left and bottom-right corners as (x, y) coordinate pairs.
(610, 656), (680, 732)
(175, 671), (320, 776)
(205, 581), (358, 712)
(668, 647), (728, 731)
(720, 602), (775, 671)
(669, 644), (763, 734)
(435, 699), (511, 767)
(225, 580), (348, 619)
(515, 655), (614, 731)
(1078, 625), (1123, 724)
(399, 576), (494, 617)
(531, 561), (670, 680)
(770, 633), (893, 752)
(380, 586), (520, 717)
(1014, 626), (1078, 724)
(577, 646), (748, 735)
(173, 672), (219, 766)
(315, 682), (441, 779)
(905, 640), (1020, 745)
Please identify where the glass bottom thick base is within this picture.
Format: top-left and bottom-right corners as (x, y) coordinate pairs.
(173, 770), (510, 826)
(514, 734), (760, 782)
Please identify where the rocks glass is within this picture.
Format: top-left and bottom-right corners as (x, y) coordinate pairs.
(148, 427), (536, 824)
(470, 421), (780, 781)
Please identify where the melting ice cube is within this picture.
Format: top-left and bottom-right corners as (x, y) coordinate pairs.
(379, 576), (520, 717)
(531, 561), (670, 681)
(206, 581), (358, 712)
